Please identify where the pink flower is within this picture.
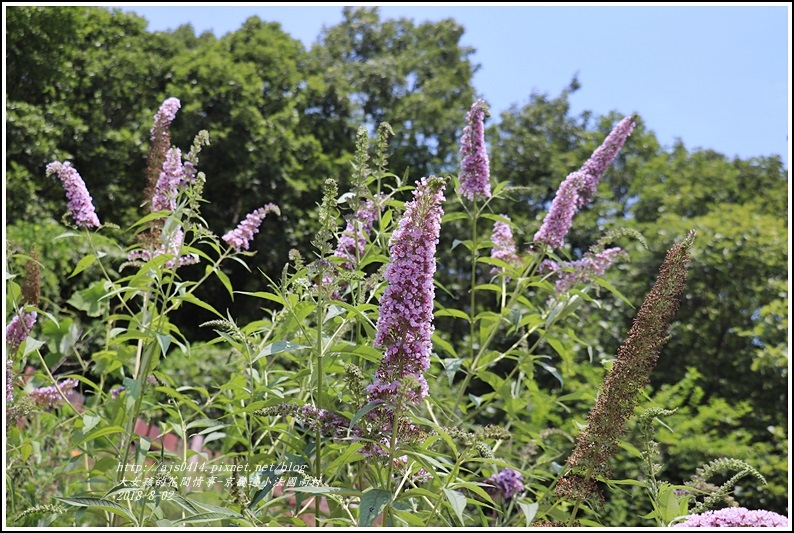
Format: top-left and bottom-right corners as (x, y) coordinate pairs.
(45, 162), (100, 228)
(534, 116), (636, 249)
(485, 468), (524, 499)
(152, 147), (196, 212)
(459, 100), (491, 201)
(6, 360), (15, 403)
(30, 378), (79, 408)
(490, 216), (521, 275)
(335, 199), (381, 269)
(673, 507), (789, 527)
(6, 310), (37, 352)
(127, 226), (198, 268)
(542, 247), (628, 292)
(578, 115), (636, 208)
(151, 97), (181, 141)
(533, 172), (586, 249)
(369, 177), (446, 407)
(222, 203), (280, 251)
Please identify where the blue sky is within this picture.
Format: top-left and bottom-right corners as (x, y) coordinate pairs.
(112, 3), (790, 166)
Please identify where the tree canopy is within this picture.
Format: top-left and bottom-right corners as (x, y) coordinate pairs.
(4, 5), (788, 519)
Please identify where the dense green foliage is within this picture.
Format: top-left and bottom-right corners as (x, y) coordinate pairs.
(5, 5), (788, 526)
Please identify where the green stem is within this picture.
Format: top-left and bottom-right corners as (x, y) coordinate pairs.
(453, 245), (546, 414)
(315, 291), (326, 524)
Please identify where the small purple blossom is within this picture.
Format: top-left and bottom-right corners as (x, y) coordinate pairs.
(6, 360), (14, 403)
(368, 177), (446, 407)
(127, 226), (198, 268)
(534, 116), (636, 249)
(673, 507), (789, 527)
(490, 216), (521, 275)
(151, 97), (181, 141)
(152, 148), (195, 212)
(46, 162), (100, 228)
(485, 468), (524, 500)
(6, 310), (38, 352)
(110, 385), (125, 399)
(542, 247), (628, 292)
(459, 100), (491, 201)
(30, 378), (79, 408)
(533, 172), (586, 249)
(335, 199), (381, 269)
(222, 203), (280, 251)
(578, 116), (636, 208)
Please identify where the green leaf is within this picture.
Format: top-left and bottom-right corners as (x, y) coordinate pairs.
(434, 308), (471, 322)
(359, 489), (391, 527)
(208, 265), (234, 299)
(325, 442), (364, 472)
(252, 341), (308, 364)
(518, 501), (539, 526)
(22, 337), (46, 356)
(156, 333), (172, 356)
(442, 488), (466, 525)
(349, 400), (383, 429)
(123, 377), (141, 415)
(442, 212), (468, 223)
(69, 254), (96, 278)
(537, 362), (563, 388)
(594, 277), (635, 308)
(55, 497), (138, 526)
(72, 425), (127, 448)
(67, 281), (109, 317)
(177, 292), (223, 318)
(174, 512), (236, 525)
(82, 414), (101, 434)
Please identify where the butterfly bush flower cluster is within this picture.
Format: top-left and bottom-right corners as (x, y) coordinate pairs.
(557, 231), (694, 503)
(541, 247), (628, 292)
(152, 147), (198, 212)
(6, 310), (38, 352)
(335, 198), (381, 269)
(29, 378), (79, 408)
(6, 361), (15, 403)
(673, 507), (789, 527)
(490, 216), (521, 275)
(534, 116), (636, 249)
(45, 162), (100, 228)
(459, 99), (491, 201)
(485, 468), (524, 500)
(577, 115), (637, 208)
(368, 176), (446, 407)
(128, 227), (199, 268)
(222, 203), (280, 252)
(144, 97), (180, 207)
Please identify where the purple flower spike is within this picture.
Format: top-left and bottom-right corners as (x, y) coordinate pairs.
(673, 507), (789, 527)
(6, 360), (15, 403)
(30, 378), (79, 408)
(543, 247), (628, 292)
(6, 310), (38, 352)
(533, 171), (586, 249)
(222, 203), (280, 251)
(578, 115), (636, 208)
(335, 199), (381, 269)
(534, 116), (635, 249)
(127, 226), (198, 268)
(151, 97), (181, 141)
(490, 216), (521, 275)
(485, 468), (524, 500)
(46, 162), (100, 228)
(152, 148), (190, 212)
(459, 100), (491, 201)
(369, 177), (446, 407)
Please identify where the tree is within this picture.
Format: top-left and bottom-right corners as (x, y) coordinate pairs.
(310, 7), (478, 180)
